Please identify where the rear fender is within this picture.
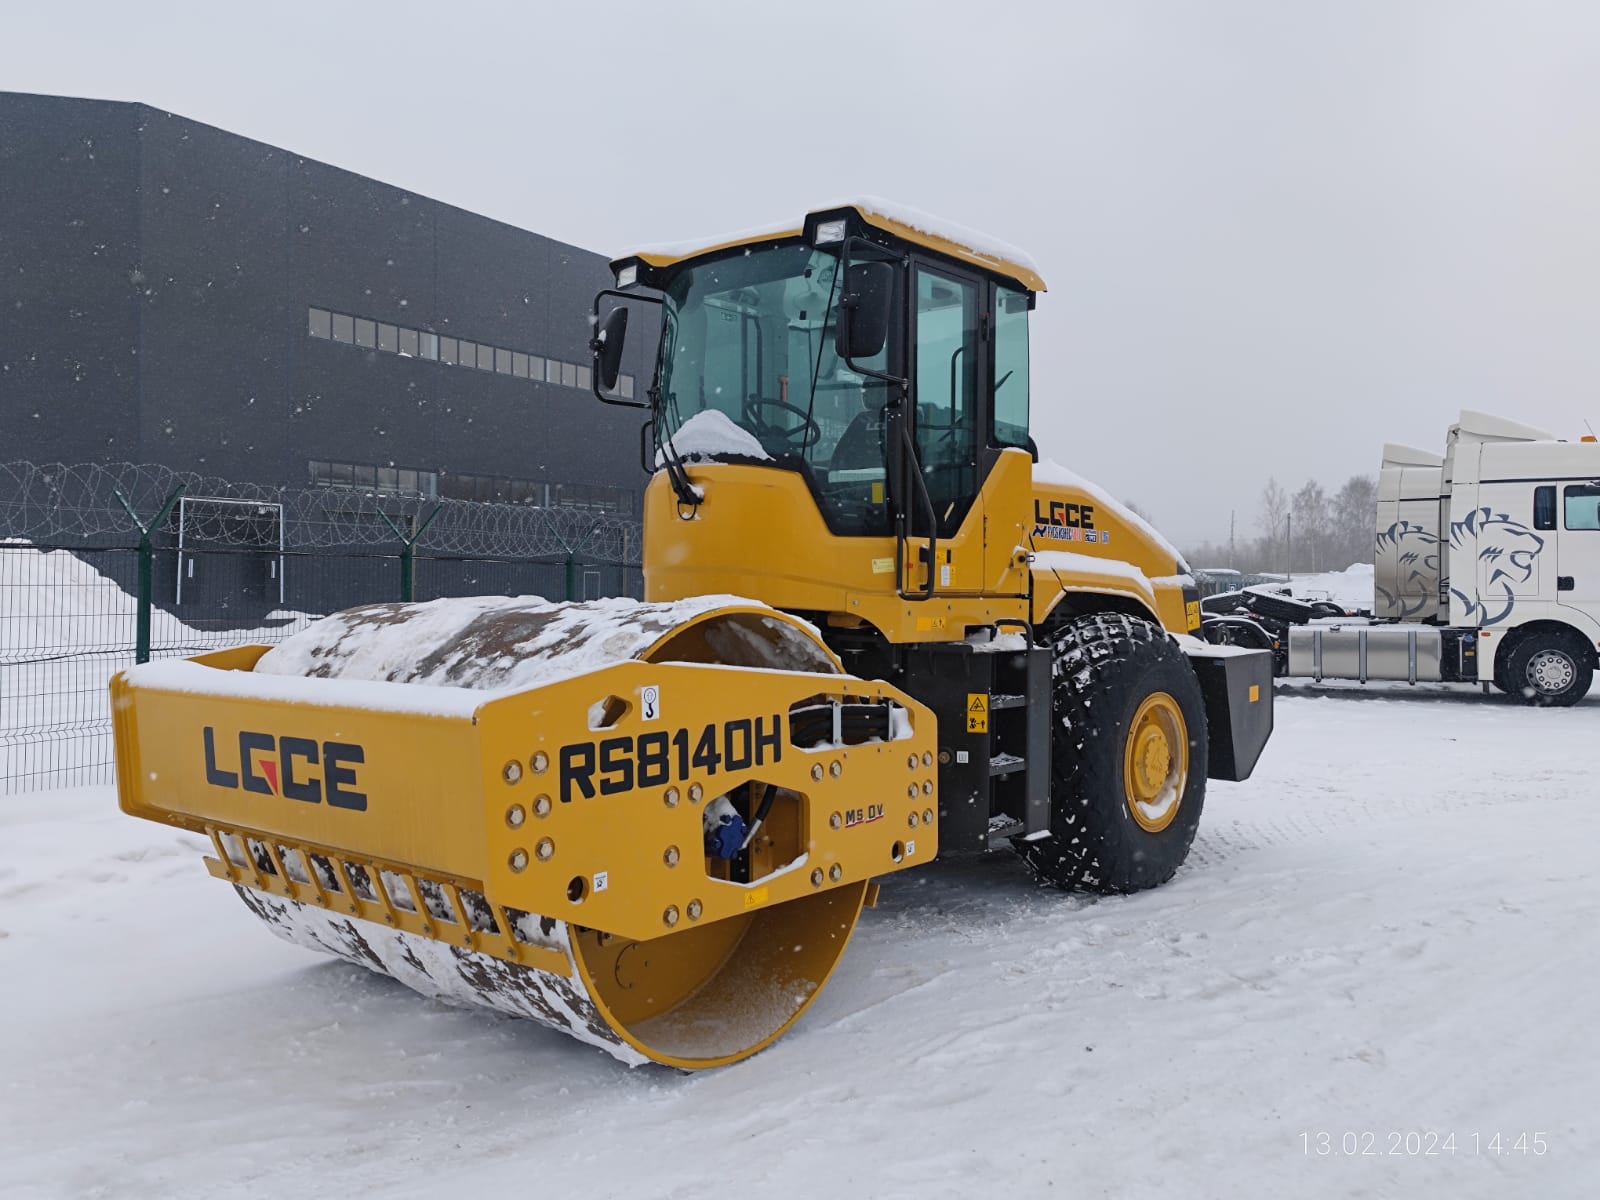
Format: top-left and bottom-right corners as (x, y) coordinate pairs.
(1182, 641), (1274, 781)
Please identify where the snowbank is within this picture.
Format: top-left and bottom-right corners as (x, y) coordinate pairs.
(1285, 562), (1375, 611)
(1, 543), (316, 792)
(1, 542), (222, 655)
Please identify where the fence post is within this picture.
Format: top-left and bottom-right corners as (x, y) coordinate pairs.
(113, 485), (186, 664)
(380, 504), (444, 603)
(565, 554), (578, 601)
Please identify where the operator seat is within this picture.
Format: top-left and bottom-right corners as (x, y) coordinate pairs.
(831, 406), (886, 471)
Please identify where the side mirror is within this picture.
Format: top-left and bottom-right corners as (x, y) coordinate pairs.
(835, 261), (893, 362)
(591, 306), (629, 392)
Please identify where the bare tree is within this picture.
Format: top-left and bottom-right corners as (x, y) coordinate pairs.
(1257, 477), (1289, 570)
(1291, 479), (1329, 571)
(1331, 473), (1378, 567)
(1186, 472), (1379, 576)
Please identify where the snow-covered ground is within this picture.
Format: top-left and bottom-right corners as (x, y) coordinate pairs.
(2, 684), (1594, 1199)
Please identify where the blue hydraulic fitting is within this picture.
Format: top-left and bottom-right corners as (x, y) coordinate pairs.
(706, 809), (748, 861)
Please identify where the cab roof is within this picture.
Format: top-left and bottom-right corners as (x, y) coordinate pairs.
(618, 196), (1046, 294)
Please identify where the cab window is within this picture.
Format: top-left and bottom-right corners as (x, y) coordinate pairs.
(1564, 484), (1600, 530)
(914, 267), (980, 535)
(993, 287), (1030, 448)
(1533, 486), (1556, 530)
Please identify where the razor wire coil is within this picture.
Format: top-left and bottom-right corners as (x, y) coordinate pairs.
(0, 461), (642, 562)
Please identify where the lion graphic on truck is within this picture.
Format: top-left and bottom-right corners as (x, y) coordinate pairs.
(1448, 506), (1545, 626)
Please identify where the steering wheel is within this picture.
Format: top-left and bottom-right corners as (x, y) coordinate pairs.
(743, 395), (822, 451)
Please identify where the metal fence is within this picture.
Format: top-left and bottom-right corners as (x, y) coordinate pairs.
(1, 463), (643, 795)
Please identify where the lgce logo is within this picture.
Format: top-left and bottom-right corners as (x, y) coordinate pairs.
(203, 727), (368, 811)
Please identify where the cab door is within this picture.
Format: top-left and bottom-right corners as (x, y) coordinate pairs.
(1558, 483), (1600, 622)
(911, 264), (982, 540)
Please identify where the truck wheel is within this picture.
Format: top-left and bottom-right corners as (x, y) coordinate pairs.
(1504, 631), (1593, 706)
(1018, 613), (1208, 893)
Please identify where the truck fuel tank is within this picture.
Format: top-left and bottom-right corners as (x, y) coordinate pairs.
(1288, 624), (1449, 684)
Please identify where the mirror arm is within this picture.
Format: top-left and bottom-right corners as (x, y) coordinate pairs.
(589, 288), (661, 409)
(838, 237), (908, 386)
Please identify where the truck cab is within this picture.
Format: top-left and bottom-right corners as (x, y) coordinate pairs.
(1447, 426), (1600, 700)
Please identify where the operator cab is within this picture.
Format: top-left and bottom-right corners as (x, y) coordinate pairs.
(592, 200), (1043, 547)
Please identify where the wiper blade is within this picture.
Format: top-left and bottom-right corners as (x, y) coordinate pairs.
(654, 311), (702, 510)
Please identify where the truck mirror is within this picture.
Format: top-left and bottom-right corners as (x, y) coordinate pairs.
(592, 306), (629, 392)
(835, 261), (893, 362)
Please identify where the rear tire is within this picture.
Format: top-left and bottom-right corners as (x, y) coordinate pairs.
(1503, 631), (1593, 707)
(1017, 613), (1209, 894)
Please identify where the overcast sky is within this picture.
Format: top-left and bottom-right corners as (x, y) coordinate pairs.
(7, 0), (1599, 546)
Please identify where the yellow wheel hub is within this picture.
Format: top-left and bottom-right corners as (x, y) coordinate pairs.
(1123, 692), (1189, 833)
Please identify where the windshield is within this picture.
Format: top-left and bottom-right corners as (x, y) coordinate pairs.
(657, 242), (892, 534)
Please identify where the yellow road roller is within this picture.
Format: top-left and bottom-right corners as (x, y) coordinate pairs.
(112, 199), (1274, 1069)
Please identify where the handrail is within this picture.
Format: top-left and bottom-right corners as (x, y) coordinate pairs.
(895, 416), (939, 601)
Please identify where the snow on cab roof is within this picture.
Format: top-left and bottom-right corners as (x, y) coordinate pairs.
(620, 196), (1047, 293)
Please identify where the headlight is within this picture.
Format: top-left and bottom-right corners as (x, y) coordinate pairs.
(616, 264), (638, 288)
(814, 218), (846, 245)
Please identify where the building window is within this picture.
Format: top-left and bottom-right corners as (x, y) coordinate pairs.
(439, 469), (548, 505)
(553, 481), (631, 513)
(310, 459), (437, 496)
(305, 305), (622, 396)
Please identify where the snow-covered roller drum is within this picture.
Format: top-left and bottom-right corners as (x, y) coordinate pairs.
(111, 596), (938, 1068)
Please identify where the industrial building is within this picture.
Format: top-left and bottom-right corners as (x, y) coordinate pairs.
(0, 90), (652, 516)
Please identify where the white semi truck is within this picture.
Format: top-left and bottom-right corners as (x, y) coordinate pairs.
(1288, 410), (1600, 705)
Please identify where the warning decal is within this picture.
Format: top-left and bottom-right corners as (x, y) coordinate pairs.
(966, 693), (989, 734)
